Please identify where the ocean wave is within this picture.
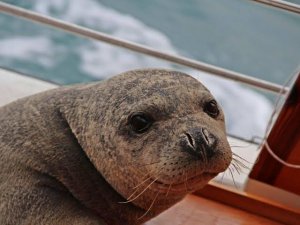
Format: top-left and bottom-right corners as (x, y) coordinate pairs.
(0, 36), (59, 67)
(0, 0), (272, 139)
(33, 0), (176, 78)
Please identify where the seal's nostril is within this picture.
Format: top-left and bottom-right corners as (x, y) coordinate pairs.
(182, 128), (217, 160)
(201, 128), (210, 145)
(185, 132), (195, 148)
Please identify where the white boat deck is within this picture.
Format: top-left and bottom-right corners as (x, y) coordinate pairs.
(0, 68), (57, 107)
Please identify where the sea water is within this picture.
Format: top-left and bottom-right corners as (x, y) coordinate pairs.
(0, 0), (300, 139)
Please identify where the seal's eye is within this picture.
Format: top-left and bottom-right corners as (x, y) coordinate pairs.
(129, 113), (153, 133)
(204, 100), (219, 118)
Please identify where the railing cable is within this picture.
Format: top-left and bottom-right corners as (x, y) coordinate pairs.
(251, 0), (300, 14)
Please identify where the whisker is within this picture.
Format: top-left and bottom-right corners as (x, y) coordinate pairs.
(219, 171), (226, 184)
(119, 178), (158, 204)
(165, 183), (173, 197)
(138, 191), (159, 220)
(122, 176), (152, 203)
(231, 163), (241, 175)
(232, 158), (250, 170)
(235, 160), (250, 173)
(232, 152), (252, 164)
(230, 145), (250, 148)
(228, 167), (238, 189)
(118, 172), (155, 204)
(133, 176), (152, 190)
(231, 161), (244, 173)
(124, 188), (140, 203)
(123, 162), (165, 204)
(229, 141), (252, 148)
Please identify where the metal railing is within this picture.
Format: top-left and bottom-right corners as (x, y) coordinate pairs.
(251, 0), (300, 14)
(0, 2), (299, 94)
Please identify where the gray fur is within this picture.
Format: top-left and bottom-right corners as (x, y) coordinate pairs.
(0, 69), (231, 225)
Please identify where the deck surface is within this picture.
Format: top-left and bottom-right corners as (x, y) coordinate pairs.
(0, 68), (57, 107)
(146, 195), (282, 225)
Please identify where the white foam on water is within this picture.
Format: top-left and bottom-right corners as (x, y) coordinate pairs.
(34, 0), (175, 49)
(0, 0), (273, 139)
(33, 0), (176, 77)
(0, 36), (58, 67)
(78, 42), (172, 79)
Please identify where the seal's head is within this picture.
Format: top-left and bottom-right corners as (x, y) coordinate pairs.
(66, 69), (231, 221)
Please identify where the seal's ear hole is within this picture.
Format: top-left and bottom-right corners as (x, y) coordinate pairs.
(204, 100), (219, 118)
(129, 112), (153, 133)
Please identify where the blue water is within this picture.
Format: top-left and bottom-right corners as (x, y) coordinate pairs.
(1, 0), (300, 84)
(0, 0), (299, 139)
(101, 0), (300, 85)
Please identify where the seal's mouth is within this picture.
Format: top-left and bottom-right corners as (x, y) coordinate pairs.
(151, 172), (218, 193)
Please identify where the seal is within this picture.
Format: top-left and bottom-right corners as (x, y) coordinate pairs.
(0, 69), (232, 225)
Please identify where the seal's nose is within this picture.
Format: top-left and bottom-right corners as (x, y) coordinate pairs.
(181, 127), (217, 160)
